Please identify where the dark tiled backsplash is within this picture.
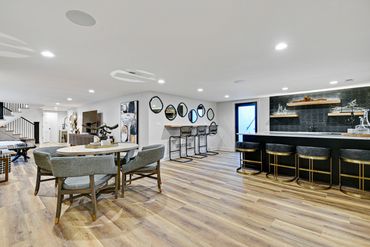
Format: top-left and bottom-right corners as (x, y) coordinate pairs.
(270, 86), (370, 132)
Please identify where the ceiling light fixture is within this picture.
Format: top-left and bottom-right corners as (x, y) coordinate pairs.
(329, 80), (338, 85)
(66, 10), (96, 27)
(282, 87), (289, 91)
(275, 42), (288, 51)
(158, 79), (165, 84)
(224, 95), (230, 98)
(234, 80), (246, 84)
(41, 50), (55, 58)
(88, 89), (95, 93)
(197, 88), (204, 92)
(67, 97), (72, 101)
(56, 102), (60, 105)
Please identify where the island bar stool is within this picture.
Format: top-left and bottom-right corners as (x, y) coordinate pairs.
(266, 143), (296, 182)
(339, 149), (370, 199)
(235, 142), (262, 175)
(195, 126), (208, 157)
(296, 146), (332, 190)
(205, 122), (219, 155)
(169, 126), (193, 163)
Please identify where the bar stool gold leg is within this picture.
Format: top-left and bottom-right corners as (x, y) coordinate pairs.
(340, 158), (370, 199)
(236, 149), (263, 175)
(266, 152), (296, 182)
(296, 155), (331, 190)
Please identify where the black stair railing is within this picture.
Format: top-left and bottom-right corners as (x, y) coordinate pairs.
(1, 102), (39, 143)
(6, 117), (35, 140)
(0, 102), (3, 120)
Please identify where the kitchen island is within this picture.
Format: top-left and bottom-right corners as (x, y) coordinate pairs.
(238, 131), (370, 188)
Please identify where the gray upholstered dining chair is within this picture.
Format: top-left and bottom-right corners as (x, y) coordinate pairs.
(33, 146), (63, 195)
(50, 155), (118, 224)
(121, 144), (165, 196)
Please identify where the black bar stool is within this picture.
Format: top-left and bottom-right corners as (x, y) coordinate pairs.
(266, 143), (296, 182)
(183, 126), (205, 159)
(296, 146), (332, 190)
(235, 142), (262, 175)
(195, 126), (208, 157)
(168, 126), (193, 163)
(340, 149), (370, 199)
(205, 123), (218, 155)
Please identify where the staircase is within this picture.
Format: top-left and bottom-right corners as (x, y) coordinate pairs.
(0, 102), (39, 144)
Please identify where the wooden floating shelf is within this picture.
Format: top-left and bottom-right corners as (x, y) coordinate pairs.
(342, 133), (370, 138)
(287, 99), (341, 107)
(328, 112), (364, 117)
(270, 114), (299, 118)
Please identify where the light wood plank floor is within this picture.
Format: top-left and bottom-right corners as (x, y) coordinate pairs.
(1, 151), (370, 247)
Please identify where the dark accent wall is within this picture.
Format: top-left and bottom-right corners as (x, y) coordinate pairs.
(270, 86), (370, 132)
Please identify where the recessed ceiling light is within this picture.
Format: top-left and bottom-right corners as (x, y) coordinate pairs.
(88, 89), (95, 93)
(66, 10), (96, 27)
(329, 80), (338, 85)
(56, 102), (60, 105)
(282, 87), (289, 91)
(197, 88), (204, 92)
(224, 94), (230, 98)
(275, 42), (288, 51)
(234, 80), (246, 84)
(67, 98), (72, 101)
(158, 79), (165, 84)
(41, 50), (55, 58)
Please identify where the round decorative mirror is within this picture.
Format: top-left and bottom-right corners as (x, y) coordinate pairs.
(188, 109), (198, 123)
(165, 104), (177, 121)
(149, 96), (163, 114)
(207, 108), (215, 121)
(177, 102), (188, 117)
(197, 104), (205, 117)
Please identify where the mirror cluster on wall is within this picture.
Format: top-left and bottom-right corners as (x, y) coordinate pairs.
(165, 104), (177, 121)
(197, 104), (205, 117)
(177, 102), (188, 117)
(149, 96), (215, 123)
(188, 109), (198, 123)
(149, 96), (163, 114)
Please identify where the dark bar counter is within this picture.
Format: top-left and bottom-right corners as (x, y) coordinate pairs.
(238, 131), (370, 188)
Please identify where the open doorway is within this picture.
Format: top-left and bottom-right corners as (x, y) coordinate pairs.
(235, 102), (257, 142)
(43, 112), (58, 143)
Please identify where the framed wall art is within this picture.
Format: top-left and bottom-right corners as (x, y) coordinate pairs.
(120, 100), (139, 144)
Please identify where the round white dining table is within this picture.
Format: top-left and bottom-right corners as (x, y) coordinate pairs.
(57, 142), (139, 191)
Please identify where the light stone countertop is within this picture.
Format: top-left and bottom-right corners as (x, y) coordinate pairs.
(237, 131), (370, 140)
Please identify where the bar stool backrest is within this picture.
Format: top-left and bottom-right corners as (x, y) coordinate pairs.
(197, 126), (207, 135)
(180, 126), (193, 136)
(209, 123), (218, 135)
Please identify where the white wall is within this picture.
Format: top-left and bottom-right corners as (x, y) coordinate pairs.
(76, 92), (150, 146)
(147, 92), (219, 158)
(217, 97), (269, 151)
(20, 106), (44, 142)
(75, 91), (219, 158)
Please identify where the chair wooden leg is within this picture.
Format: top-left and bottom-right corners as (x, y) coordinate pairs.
(121, 172), (126, 197)
(129, 174), (132, 184)
(34, 167), (41, 196)
(55, 178), (63, 224)
(90, 175), (97, 221)
(157, 161), (162, 193)
(114, 174), (118, 199)
(69, 194), (73, 204)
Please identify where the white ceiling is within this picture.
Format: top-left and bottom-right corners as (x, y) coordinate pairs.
(1, 0), (370, 108)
